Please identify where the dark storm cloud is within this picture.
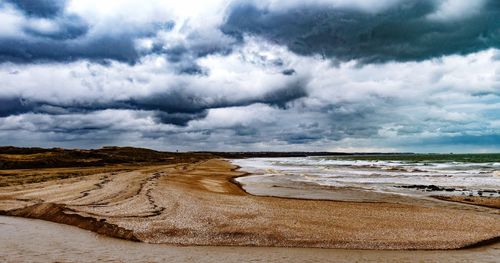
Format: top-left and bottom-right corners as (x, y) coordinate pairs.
(0, 1), (225, 64)
(150, 27), (236, 75)
(258, 79), (308, 108)
(0, 35), (140, 63)
(0, 0), (145, 63)
(0, 98), (33, 117)
(222, 0), (500, 63)
(153, 111), (208, 127)
(1, 0), (498, 64)
(281, 69), (296, 75)
(22, 15), (88, 40)
(5, 0), (66, 17)
(127, 79), (308, 124)
(0, 78), (308, 126)
(124, 77), (306, 112)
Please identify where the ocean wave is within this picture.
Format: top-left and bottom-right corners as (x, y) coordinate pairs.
(232, 157), (500, 197)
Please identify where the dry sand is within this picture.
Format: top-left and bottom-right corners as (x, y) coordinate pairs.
(0, 159), (499, 250)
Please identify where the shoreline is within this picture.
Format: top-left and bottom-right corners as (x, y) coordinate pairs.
(0, 158), (499, 250)
(231, 162), (500, 214)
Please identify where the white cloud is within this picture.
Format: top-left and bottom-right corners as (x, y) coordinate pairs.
(189, 103), (277, 129)
(0, 4), (27, 38)
(427, 0), (487, 21)
(248, 0), (405, 13)
(66, 0), (229, 35)
(25, 18), (61, 34)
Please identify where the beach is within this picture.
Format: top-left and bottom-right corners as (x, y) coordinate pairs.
(1, 158), (499, 251)
(2, 215), (499, 263)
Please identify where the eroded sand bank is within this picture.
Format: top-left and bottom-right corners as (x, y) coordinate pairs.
(2, 216), (499, 263)
(0, 159), (499, 250)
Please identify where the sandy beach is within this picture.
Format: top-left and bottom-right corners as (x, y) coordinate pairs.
(1, 158), (499, 250)
(2, 215), (500, 263)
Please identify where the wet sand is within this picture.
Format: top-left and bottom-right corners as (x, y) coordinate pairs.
(234, 171), (500, 214)
(2, 215), (499, 263)
(0, 159), (499, 250)
(433, 195), (500, 209)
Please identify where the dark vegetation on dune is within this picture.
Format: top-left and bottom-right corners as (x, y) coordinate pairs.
(0, 146), (213, 170)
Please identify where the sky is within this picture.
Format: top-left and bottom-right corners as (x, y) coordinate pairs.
(0, 0), (499, 152)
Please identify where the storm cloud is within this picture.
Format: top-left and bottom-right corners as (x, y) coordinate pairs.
(0, 0), (499, 152)
(223, 0), (500, 63)
(6, 0), (67, 17)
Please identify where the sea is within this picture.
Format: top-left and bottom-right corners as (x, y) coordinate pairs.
(232, 154), (500, 198)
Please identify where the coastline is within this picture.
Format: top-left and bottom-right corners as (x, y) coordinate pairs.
(0, 158), (499, 250)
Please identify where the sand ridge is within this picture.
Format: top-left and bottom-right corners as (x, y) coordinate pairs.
(0, 159), (499, 250)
